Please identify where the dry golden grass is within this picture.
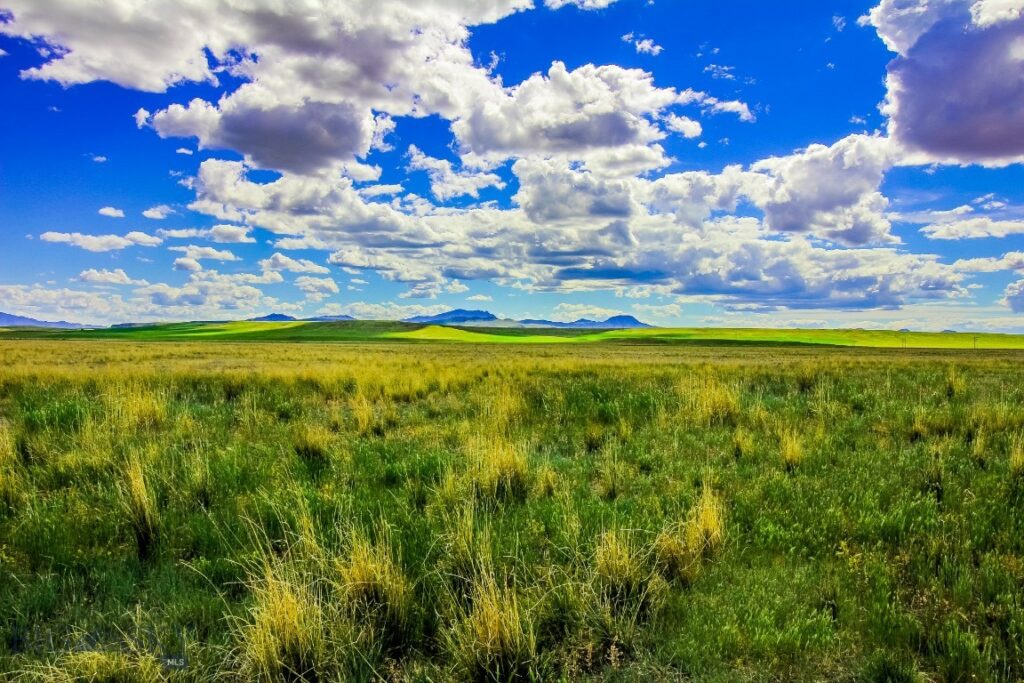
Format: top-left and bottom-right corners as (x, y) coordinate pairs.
(335, 525), (413, 649)
(779, 428), (803, 471)
(677, 374), (740, 426)
(445, 571), (536, 681)
(121, 453), (159, 562)
(236, 562), (331, 682)
(1011, 433), (1024, 479)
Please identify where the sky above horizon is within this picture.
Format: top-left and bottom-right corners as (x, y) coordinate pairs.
(2, 0), (1024, 330)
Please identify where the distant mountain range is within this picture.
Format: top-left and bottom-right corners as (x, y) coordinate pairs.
(0, 311), (87, 329)
(1, 308), (648, 330)
(403, 309), (497, 324)
(402, 309), (651, 329)
(519, 315), (651, 329)
(247, 313), (355, 322)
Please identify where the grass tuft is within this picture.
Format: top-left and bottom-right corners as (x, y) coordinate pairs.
(470, 440), (531, 505)
(335, 525), (414, 651)
(445, 571), (536, 681)
(236, 562), (332, 682)
(780, 427), (803, 471)
(686, 482), (726, 558)
(121, 454), (159, 562)
(1010, 433), (1024, 479)
(678, 374), (740, 426)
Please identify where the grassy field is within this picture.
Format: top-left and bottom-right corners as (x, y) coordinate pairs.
(2, 339), (1024, 681)
(3, 320), (1024, 349)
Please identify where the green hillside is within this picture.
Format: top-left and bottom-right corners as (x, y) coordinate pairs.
(1, 321), (1023, 348)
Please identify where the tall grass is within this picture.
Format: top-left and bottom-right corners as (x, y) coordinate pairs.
(444, 571), (537, 681)
(3, 340), (1024, 680)
(121, 454), (159, 562)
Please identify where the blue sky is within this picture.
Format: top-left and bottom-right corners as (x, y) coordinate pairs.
(2, 0), (1024, 329)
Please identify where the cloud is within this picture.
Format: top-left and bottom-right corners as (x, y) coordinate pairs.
(98, 206), (125, 218)
(664, 114), (702, 139)
(953, 251), (1024, 273)
(158, 224), (255, 243)
(622, 33), (663, 55)
(142, 204), (175, 220)
(175, 147), (193, 155)
(92, 155), (107, 163)
(152, 98), (376, 175)
(864, 0), (1024, 165)
(406, 145), (506, 201)
(513, 158), (636, 224)
(259, 252), (330, 274)
(704, 64), (735, 80)
(40, 231), (162, 252)
(318, 301), (450, 320)
(1004, 279), (1024, 312)
(294, 275), (339, 301)
(467, 294), (493, 301)
(168, 244), (238, 261)
(748, 134), (896, 245)
(921, 217), (1024, 240)
(172, 257), (202, 272)
(632, 302), (681, 319)
(551, 303), (624, 321)
(77, 268), (148, 286)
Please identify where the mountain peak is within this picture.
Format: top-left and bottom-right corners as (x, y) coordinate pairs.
(247, 313), (298, 322)
(403, 309), (498, 324)
(0, 311), (87, 329)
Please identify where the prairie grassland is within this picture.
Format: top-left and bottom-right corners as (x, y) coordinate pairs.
(1, 340), (1024, 681)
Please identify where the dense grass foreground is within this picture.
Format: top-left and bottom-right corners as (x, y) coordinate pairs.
(1, 341), (1024, 681)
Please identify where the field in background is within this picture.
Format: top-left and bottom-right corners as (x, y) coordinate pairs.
(2, 340), (1024, 681)
(3, 320), (1024, 348)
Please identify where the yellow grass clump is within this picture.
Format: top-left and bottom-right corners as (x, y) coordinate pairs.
(677, 374), (740, 426)
(121, 454), (159, 561)
(655, 482), (726, 584)
(33, 650), (163, 683)
(780, 428), (803, 471)
(594, 529), (662, 619)
(349, 392), (375, 436)
(237, 563), (331, 681)
(1011, 433), (1024, 479)
(469, 439), (531, 505)
(445, 571), (536, 681)
(732, 426), (754, 460)
(687, 482), (726, 556)
(292, 423), (333, 463)
(335, 526), (413, 650)
(533, 463), (560, 499)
